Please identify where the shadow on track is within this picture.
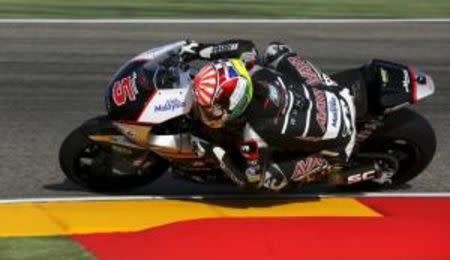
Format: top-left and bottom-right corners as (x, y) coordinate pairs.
(42, 175), (413, 198)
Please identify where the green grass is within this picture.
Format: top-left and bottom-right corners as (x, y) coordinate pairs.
(0, 237), (95, 260)
(0, 0), (448, 18)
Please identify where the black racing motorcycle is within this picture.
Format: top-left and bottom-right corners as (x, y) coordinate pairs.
(59, 41), (436, 192)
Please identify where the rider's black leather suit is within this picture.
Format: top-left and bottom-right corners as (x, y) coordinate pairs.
(187, 39), (357, 191)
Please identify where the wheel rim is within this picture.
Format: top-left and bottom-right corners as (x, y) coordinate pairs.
(383, 139), (420, 182)
(76, 143), (112, 182)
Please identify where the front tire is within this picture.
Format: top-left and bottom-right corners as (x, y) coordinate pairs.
(59, 116), (168, 192)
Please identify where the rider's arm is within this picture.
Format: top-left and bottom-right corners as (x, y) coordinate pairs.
(240, 123), (270, 188)
(209, 123), (270, 190)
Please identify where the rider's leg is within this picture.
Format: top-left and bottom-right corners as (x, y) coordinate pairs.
(264, 151), (392, 191)
(261, 152), (342, 191)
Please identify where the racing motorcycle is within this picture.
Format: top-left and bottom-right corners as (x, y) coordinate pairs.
(59, 41), (436, 192)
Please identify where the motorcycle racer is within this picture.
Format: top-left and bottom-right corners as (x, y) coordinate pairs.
(179, 39), (357, 191)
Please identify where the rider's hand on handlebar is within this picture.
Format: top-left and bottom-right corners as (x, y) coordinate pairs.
(179, 40), (200, 62)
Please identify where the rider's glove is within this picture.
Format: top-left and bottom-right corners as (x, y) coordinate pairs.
(179, 40), (201, 62)
(263, 42), (293, 66)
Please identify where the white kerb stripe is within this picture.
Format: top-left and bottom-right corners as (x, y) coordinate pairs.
(281, 90), (294, 134)
(301, 85), (312, 137)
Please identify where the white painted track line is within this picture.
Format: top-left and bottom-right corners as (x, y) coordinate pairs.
(1, 193), (450, 204)
(0, 19), (449, 24)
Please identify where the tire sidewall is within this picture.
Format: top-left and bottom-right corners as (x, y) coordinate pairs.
(59, 116), (168, 192)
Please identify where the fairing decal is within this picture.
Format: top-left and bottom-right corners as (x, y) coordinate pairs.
(409, 67), (435, 103)
(137, 88), (193, 124)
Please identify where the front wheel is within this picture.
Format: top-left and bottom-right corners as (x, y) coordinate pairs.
(59, 116), (169, 192)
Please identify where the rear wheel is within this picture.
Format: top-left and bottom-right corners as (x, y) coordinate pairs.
(59, 116), (168, 192)
(358, 109), (436, 189)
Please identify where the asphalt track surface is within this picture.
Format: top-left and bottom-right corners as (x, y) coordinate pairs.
(0, 22), (449, 198)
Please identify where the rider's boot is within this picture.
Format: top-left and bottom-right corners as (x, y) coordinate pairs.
(326, 155), (398, 187)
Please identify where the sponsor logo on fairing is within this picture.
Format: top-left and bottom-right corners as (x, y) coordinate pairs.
(112, 72), (139, 106)
(154, 98), (186, 112)
(212, 43), (239, 54)
(287, 56), (322, 86)
(312, 88), (327, 133)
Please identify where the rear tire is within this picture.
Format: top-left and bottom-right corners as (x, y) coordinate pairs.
(59, 116), (168, 192)
(358, 109), (436, 189)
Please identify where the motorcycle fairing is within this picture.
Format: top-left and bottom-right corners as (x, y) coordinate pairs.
(137, 87), (194, 124)
(105, 60), (152, 121)
(409, 68), (435, 103)
(370, 59), (434, 113)
(106, 41), (189, 122)
(130, 41), (186, 63)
